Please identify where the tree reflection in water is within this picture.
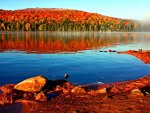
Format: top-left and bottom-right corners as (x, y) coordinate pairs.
(0, 32), (137, 53)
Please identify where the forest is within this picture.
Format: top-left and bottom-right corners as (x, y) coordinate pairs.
(0, 8), (140, 31)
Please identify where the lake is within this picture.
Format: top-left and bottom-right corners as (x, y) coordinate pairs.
(0, 32), (150, 85)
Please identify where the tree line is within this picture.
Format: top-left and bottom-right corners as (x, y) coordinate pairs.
(0, 8), (140, 31)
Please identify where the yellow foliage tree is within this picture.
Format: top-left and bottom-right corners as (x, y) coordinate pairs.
(25, 23), (30, 31)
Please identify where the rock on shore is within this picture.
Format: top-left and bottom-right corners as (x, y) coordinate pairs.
(13, 75), (47, 92)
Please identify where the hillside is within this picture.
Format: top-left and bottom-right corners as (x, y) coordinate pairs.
(0, 8), (139, 31)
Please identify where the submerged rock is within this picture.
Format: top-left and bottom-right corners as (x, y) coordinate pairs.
(109, 50), (117, 52)
(64, 74), (69, 79)
(13, 75), (47, 92)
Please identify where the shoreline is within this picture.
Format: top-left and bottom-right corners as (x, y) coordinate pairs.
(0, 50), (150, 113)
(118, 50), (150, 64)
(1, 74), (150, 113)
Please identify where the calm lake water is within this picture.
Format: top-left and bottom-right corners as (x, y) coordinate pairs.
(0, 32), (150, 85)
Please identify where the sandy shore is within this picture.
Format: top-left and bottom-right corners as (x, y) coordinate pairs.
(3, 74), (149, 113)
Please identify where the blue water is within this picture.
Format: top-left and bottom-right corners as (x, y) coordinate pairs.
(0, 32), (150, 85)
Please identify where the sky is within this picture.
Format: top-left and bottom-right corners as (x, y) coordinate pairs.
(0, 0), (150, 20)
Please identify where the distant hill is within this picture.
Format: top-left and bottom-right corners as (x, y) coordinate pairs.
(0, 8), (139, 31)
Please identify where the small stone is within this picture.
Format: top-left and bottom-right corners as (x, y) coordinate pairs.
(98, 88), (107, 94)
(71, 86), (86, 94)
(109, 50), (112, 52)
(141, 86), (150, 95)
(131, 89), (143, 96)
(88, 90), (98, 96)
(69, 111), (77, 113)
(140, 100), (143, 102)
(35, 92), (47, 102)
(55, 86), (61, 91)
(108, 87), (121, 93)
(14, 75), (47, 92)
(23, 93), (34, 100)
(62, 89), (70, 94)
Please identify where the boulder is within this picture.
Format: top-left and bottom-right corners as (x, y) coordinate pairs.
(14, 75), (47, 92)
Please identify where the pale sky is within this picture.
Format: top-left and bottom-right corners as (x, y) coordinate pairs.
(0, 0), (150, 20)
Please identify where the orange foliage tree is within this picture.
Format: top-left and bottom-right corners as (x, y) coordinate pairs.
(0, 8), (140, 31)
